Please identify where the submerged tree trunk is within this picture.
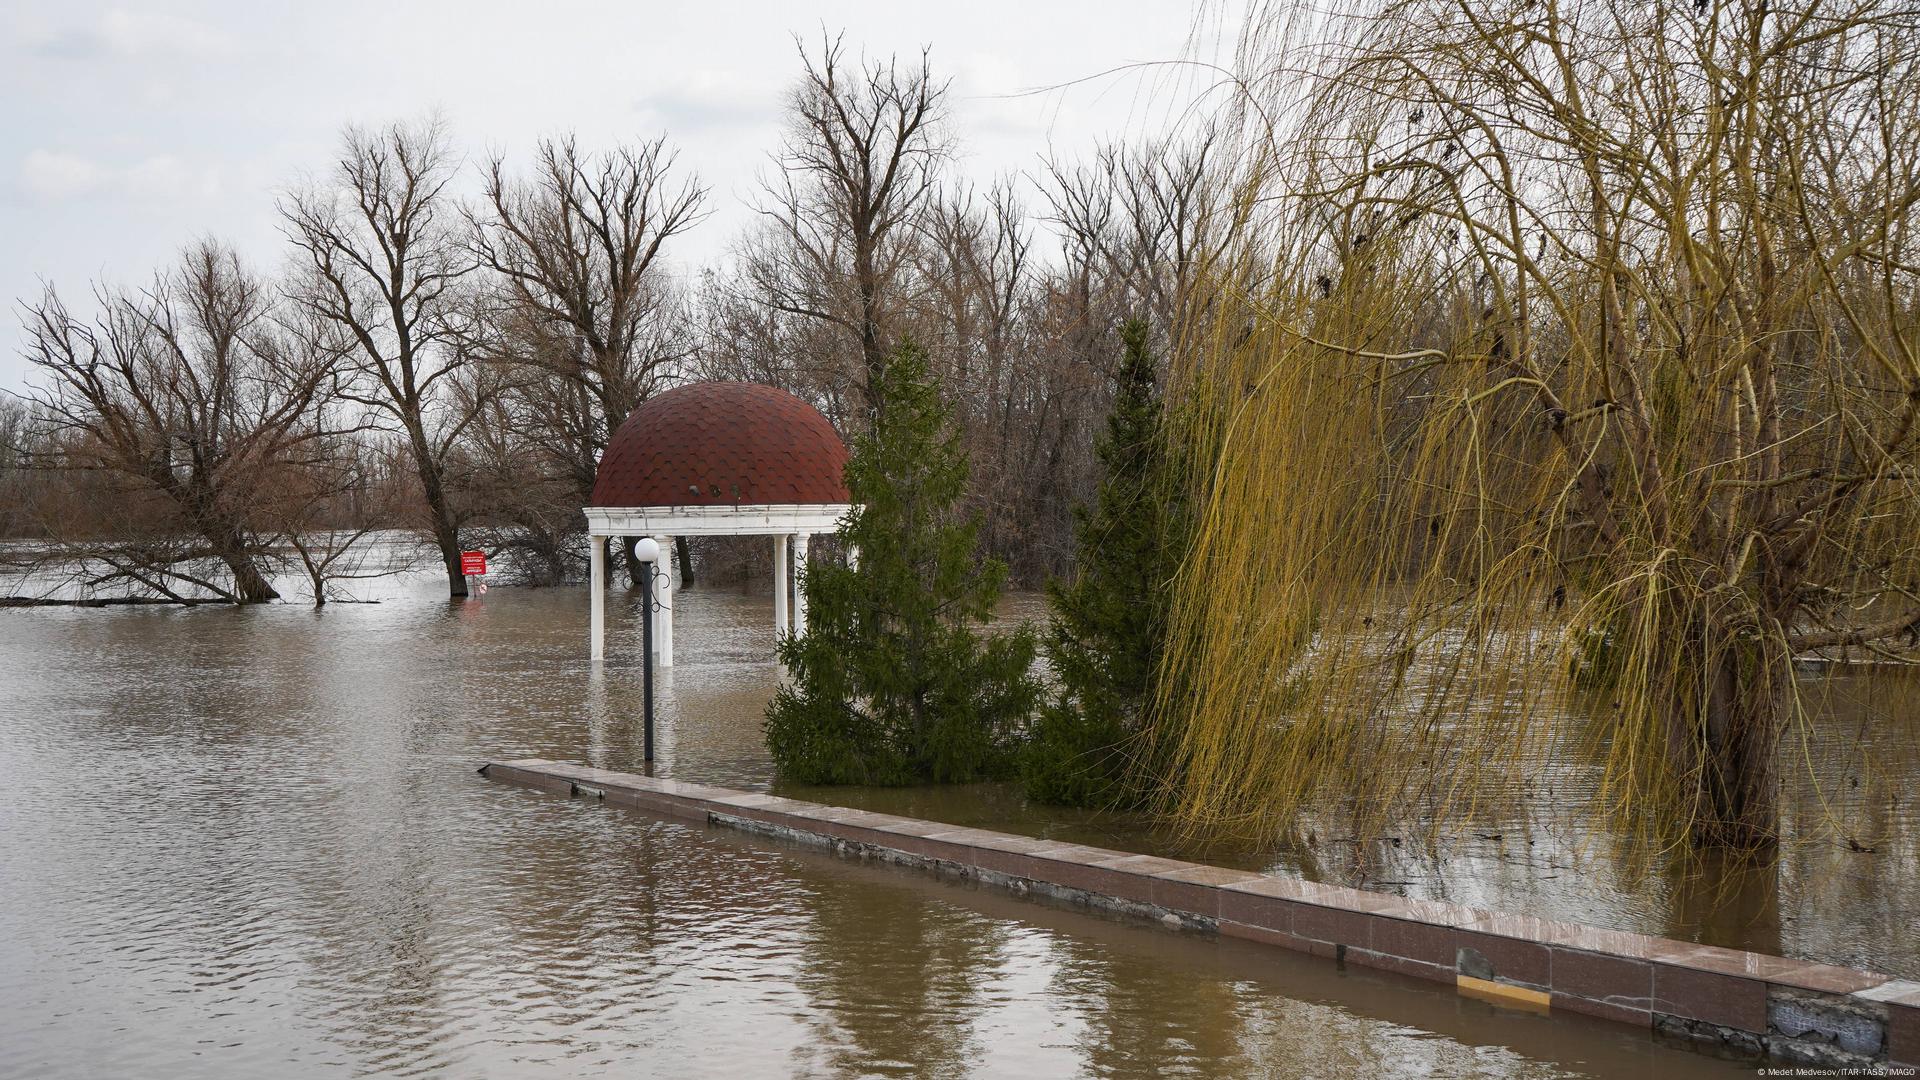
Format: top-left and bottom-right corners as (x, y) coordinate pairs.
(195, 506), (279, 602)
(408, 425), (468, 600)
(220, 545), (281, 604)
(1690, 644), (1785, 849)
(179, 476), (279, 603)
(431, 518), (468, 600)
(1665, 625), (1786, 849)
(675, 535), (695, 587)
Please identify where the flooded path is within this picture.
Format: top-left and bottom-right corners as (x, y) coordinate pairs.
(0, 574), (1883, 1075)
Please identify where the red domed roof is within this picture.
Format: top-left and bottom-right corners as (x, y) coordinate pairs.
(590, 382), (850, 508)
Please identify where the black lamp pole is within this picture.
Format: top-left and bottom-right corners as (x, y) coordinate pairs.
(641, 556), (655, 764)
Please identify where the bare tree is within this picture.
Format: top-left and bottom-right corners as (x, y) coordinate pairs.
(275, 426), (418, 605)
(746, 32), (952, 416)
(457, 373), (588, 587)
(916, 181), (1091, 580)
(0, 396), (40, 540)
(281, 119), (482, 598)
(19, 242), (347, 603)
(470, 135), (707, 495)
(695, 267), (863, 430)
(1040, 131), (1225, 343)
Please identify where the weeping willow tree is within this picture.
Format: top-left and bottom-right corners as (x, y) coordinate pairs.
(1160, 0), (1920, 851)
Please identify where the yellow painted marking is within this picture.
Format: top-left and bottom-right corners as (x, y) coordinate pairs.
(1458, 974), (1552, 1013)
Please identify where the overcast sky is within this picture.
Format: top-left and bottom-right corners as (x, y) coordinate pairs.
(0, 0), (1236, 393)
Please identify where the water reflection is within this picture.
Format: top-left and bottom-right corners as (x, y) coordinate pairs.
(789, 873), (1004, 1074)
(1044, 922), (1245, 1075)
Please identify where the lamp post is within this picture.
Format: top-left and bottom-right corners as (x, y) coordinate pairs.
(634, 536), (661, 764)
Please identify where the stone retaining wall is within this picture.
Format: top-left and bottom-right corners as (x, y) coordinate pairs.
(483, 758), (1920, 1071)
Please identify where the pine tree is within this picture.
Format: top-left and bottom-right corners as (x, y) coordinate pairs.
(1023, 319), (1188, 806)
(766, 340), (1040, 784)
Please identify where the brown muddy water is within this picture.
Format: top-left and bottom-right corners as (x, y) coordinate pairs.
(0, 566), (1896, 1077)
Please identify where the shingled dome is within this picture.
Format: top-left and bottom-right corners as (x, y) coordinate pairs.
(590, 381), (849, 508)
(583, 381), (856, 671)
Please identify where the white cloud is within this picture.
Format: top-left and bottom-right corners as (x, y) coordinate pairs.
(18, 150), (109, 200)
(16, 149), (221, 204)
(99, 9), (232, 57)
(124, 154), (192, 198)
(24, 8), (232, 61)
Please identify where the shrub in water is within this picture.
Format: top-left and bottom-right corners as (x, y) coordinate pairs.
(765, 340), (1040, 784)
(1023, 319), (1190, 806)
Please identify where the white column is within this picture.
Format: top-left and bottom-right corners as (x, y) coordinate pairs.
(656, 534), (674, 668)
(847, 543), (859, 571)
(792, 532), (811, 637)
(773, 533), (789, 639)
(589, 534), (606, 662)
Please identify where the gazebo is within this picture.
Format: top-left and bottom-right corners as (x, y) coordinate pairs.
(584, 381), (853, 666)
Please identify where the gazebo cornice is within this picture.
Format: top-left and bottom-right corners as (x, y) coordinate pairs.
(586, 503), (853, 537)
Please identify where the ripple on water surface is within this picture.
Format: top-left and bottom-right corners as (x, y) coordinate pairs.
(0, 574), (1786, 1077)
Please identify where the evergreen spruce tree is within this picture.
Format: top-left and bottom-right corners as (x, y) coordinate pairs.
(766, 339), (1040, 784)
(1023, 319), (1188, 806)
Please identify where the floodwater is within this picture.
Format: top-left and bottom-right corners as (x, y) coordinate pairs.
(0, 566), (1875, 1077)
